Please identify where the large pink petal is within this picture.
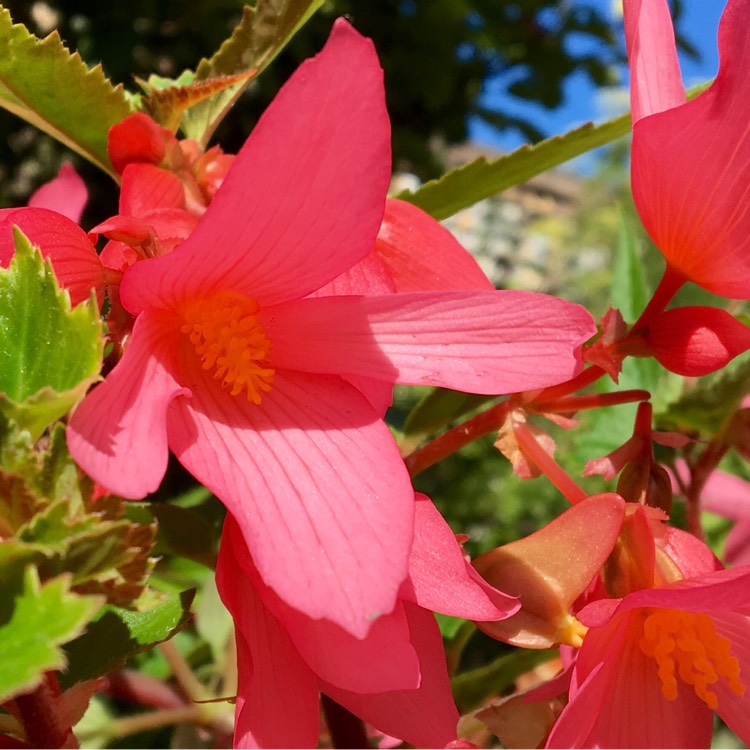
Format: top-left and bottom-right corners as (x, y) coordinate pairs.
(401, 494), (518, 620)
(0, 207), (105, 307)
(222, 515), (420, 694)
(167, 366), (413, 637)
(580, 566), (750, 628)
(375, 199), (494, 292)
(119, 163), (185, 215)
(623, 0), (684, 123)
(710, 611), (750, 742)
(121, 19), (391, 315)
(260, 290), (595, 394)
(216, 525), (320, 749)
(631, 0), (750, 298)
(322, 603), (460, 748)
(28, 163), (88, 223)
(67, 310), (189, 498)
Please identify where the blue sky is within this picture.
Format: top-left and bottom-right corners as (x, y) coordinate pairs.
(469, 1), (725, 157)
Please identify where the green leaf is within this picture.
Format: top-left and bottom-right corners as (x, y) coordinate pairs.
(180, 0), (324, 146)
(658, 355), (750, 436)
(61, 590), (195, 688)
(0, 8), (133, 176)
(451, 647), (558, 713)
(399, 82), (711, 220)
(0, 567), (101, 702)
(611, 211), (650, 322)
(0, 229), (103, 439)
(403, 389), (494, 438)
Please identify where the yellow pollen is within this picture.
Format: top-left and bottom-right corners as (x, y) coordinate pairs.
(181, 291), (274, 404)
(638, 608), (745, 709)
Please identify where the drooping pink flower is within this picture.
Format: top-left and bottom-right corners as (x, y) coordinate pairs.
(625, 0), (750, 299)
(27, 162), (88, 223)
(216, 494), (517, 749)
(546, 564), (750, 748)
(67, 19), (595, 636)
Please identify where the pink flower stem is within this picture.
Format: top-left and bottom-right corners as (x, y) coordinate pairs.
(531, 365), (607, 407)
(630, 265), (686, 333)
(686, 441), (729, 540)
(13, 672), (77, 749)
(513, 422), (588, 505)
(538, 389), (651, 413)
(321, 695), (369, 749)
(405, 401), (510, 477)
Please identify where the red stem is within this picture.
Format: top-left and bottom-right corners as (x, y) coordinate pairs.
(541, 389), (651, 413)
(405, 401), (509, 477)
(513, 422), (588, 505)
(630, 265), (686, 333)
(532, 365), (606, 407)
(13, 673), (76, 749)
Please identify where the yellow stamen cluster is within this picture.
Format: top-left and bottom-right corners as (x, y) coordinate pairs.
(638, 608), (745, 709)
(181, 291), (274, 404)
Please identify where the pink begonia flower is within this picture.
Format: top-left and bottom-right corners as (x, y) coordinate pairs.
(27, 162), (88, 223)
(67, 19), (595, 636)
(546, 564), (750, 748)
(216, 494), (517, 749)
(625, 0), (750, 299)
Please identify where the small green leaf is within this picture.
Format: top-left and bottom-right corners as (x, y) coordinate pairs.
(61, 590), (195, 687)
(180, 0), (324, 146)
(403, 389), (494, 438)
(0, 567), (101, 702)
(0, 8), (133, 176)
(399, 82), (711, 221)
(451, 647), (558, 713)
(0, 230), (103, 439)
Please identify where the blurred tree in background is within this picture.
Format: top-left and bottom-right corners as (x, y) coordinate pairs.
(0, 0), (695, 218)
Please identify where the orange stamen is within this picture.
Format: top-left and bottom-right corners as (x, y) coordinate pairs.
(638, 608), (744, 709)
(181, 291), (274, 404)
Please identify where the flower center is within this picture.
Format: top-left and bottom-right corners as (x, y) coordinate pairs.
(181, 291), (274, 404)
(638, 608), (745, 709)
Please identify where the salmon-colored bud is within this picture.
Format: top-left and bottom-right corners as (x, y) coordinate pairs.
(647, 306), (750, 376)
(108, 113), (169, 174)
(473, 493), (625, 648)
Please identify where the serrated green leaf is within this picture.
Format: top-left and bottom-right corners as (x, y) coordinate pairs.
(451, 647), (558, 713)
(180, 0), (324, 146)
(61, 590), (195, 688)
(0, 229), (103, 439)
(658, 355), (750, 436)
(0, 8), (133, 176)
(399, 82), (711, 220)
(0, 567), (101, 702)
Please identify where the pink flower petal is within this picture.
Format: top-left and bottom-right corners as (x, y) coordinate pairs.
(647, 306), (750, 376)
(579, 566), (750, 628)
(121, 19), (391, 315)
(222, 515), (421, 693)
(375, 199), (493, 292)
(28, 163), (88, 223)
(322, 602), (460, 748)
(0, 207), (105, 307)
(167, 366), (413, 637)
(401, 494), (518, 620)
(119, 163), (186, 215)
(623, 0), (685, 123)
(216, 525), (320, 749)
(631, 0), (750, 298)
(710, 611), (750, 739)
(260, 290), (595, 394)
(67, 310), (189, 498)
(660, 526), (722, 579)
